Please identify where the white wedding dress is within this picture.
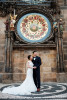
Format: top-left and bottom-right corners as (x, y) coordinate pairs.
(2, 60), (37, 95)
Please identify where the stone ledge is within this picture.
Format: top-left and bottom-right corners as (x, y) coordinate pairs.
(60, 6), (67, 9)
(2, 80), (13, 84)
(0, 73), (13, 83)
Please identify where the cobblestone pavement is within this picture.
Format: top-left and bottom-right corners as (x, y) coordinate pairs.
(0, 82), (67, 100)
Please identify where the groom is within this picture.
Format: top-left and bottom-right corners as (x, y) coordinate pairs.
(32, 51), (41, 92)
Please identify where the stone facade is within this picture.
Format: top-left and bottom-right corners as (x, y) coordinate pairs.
(57, 0), (67, 82)
(12, 48), (57, 82)
(0, 17), (6, 82)
(0, 18), (57, 83)
(0, 0), (67, 83)
(61, 8), (67, 71)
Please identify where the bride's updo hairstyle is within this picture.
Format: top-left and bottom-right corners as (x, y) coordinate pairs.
(28, 55), (31, 60)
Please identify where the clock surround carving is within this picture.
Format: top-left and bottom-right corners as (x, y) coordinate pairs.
(15, 7), (54, 44)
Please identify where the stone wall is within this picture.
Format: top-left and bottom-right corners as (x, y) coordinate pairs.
(0, 17), (6, 82)
(12, 48), (57, 83)
(58, 0), (64, 6)
(57, 6), (67, 82)
(0, 2), (67, 83)
(61, 8), (67, 72)
(0, 17), (57, 83)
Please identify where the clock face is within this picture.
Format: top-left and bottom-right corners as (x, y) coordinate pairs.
(17, 13), (51, 43)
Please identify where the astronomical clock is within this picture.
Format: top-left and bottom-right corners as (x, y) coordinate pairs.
(16, 12), (52, 44)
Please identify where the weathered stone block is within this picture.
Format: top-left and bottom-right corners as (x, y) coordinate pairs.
(13, 67), (26, 73)
(0, 34), (5, 39)
(0, 55), (4, 61)
(0, 62), (4, 72)
(0, 39), (5, 44)
(13, 73), (26, 82)
(57, 73), (67, 82)
(41, 67), (51, 72)
(47, 54), (56, 58)
(0, 74), (2, 83)
(64, 54), (67, 60)
(0, 17), (6, 34)
(63, 31), (67, 41)
(51, 67), (57, 72)
(43, 72), (56, 80)
(2, 73), (12, 80)
(43, 78), (57, 82)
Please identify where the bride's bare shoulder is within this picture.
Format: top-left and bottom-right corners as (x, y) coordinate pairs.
(27, 60), (31, 64)
(27, 60), (30, 62)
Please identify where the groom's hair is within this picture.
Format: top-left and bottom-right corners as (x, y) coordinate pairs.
(33, 51), (37, 54)
(28, 55), (31, 60)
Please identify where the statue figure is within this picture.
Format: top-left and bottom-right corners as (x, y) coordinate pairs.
(59, 19), (63, 32)
(4, 19), (9, 31)
(10, 14), (17, 31)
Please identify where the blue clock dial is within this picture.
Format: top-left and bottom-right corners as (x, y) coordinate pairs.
(17, 13), (51, 43)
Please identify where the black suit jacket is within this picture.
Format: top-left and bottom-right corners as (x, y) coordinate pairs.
(32, 56), (41, 69)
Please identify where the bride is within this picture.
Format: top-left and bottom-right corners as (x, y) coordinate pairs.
(2, 55), (37, 95)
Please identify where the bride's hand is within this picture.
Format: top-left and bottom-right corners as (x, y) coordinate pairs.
(33, 67), (37, 69)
